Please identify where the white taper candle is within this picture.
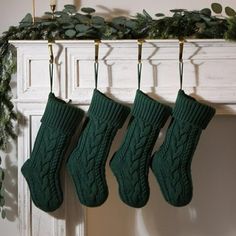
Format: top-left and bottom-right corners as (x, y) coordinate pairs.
(32, 0), (36, 23)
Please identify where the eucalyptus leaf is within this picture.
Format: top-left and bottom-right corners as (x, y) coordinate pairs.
(112, 17), (127, 25)
(155, 13), (165, 17)
(64, 7), (77, 14)
(190, 13), (202, 21)
(225, 7), (236, 17)
(77, 29), (98, 38)
(62, 23), (75, 29)
(170, 9), (185, 13)
(143, 9), (153, 20)
(93, 24), (103, 29)
(1, 209), (6, 219)
(81, 7), (95, 14)
(64, 5), (76, 10)
(211, 3), (223, 14)
(76, 32), (87, 37)
(125, 20), (137, 29)
(92, 16), (105, 25)
(20, 13), (33, 27)
(65, 29), (76, 38)
(0, 198), (5, 207)
(75, 24), (90, 32)
(200, 14), (212, 22)
(30, 31), (39, 39)
(200, 8), (212, 17)
(58, 14), (72, 24)
(109, 27), (117, 33)
(118, 31), (124, 38)
(0, 188), (3, 198)
(75, 14), (90, 24)
(41, 21), (54, 26)
(102, 26), (117, 37)
(0, 168), (4, 181)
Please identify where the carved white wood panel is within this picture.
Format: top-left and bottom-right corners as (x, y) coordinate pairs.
(64, 40), (236, 106)
(10, 39), (236, 236)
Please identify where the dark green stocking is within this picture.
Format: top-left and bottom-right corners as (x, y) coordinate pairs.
(21, 93), (84, 212)
(110, 90), (171, 208)
(67, 89), (130, 207)
(151, 89), (215, 207)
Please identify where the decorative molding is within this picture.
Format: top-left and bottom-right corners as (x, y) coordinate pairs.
(11, 39), (236, 114)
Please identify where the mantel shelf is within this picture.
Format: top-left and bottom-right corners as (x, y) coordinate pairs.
(10, 39), (236, 115)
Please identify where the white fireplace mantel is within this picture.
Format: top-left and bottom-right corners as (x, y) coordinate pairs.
(10, 39), (236, 236)
(11, 39), (236, 115)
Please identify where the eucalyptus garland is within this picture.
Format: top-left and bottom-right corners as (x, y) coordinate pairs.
(0, 2), (236, 218)
(0, 40), (16, 219)
(0, 156), (6, 219)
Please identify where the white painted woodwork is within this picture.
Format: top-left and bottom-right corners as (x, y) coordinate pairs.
(10, 39), (236, 236)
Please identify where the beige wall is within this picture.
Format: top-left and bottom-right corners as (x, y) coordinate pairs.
(1, 1), (236, 236)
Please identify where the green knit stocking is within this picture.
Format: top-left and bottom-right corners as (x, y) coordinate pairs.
(110, 90), (171, 208)
(21, 93), (84, 212)
(151, 89), (215, 207)
(67, 89), (130, 207)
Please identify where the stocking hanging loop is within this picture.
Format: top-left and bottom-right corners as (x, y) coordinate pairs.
(94, 40), (100, 89)
(48, 41), (54, 93)
(137, 39), (144, 90)
(178, 37), (185, 90)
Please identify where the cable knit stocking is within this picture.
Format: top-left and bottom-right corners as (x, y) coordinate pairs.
(67, 89), (130, 207)
(151, 89), (215, 207)
(21, 93), (84, 212)
(110, 90), (171, 208)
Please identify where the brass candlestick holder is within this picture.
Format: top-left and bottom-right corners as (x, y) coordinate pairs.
(50, 4), (56, 19)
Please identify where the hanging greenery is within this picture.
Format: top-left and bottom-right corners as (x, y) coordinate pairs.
(0, 2), (236, 218)
(0, 156), (6, 219)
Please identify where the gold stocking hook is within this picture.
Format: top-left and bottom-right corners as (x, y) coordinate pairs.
(94, 40), (101, 89)
(179, 37), (185, 90)
(137, 39), (144, 90)
(48, 41), (54, 93)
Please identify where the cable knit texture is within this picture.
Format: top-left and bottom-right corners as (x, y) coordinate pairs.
(21, 92), (84, 212)
(110, 90), (171, 208)
(151, 89), (216, 207)
(67, 89), (130, 207)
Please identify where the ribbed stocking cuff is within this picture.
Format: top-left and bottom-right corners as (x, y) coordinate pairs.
(41, 93), (84, 134)
(131, 90), (171, 128)
(173, 90), (216, 129)
(88, 89), (130, 128)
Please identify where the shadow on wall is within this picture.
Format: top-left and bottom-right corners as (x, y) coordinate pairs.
(2, 141), (18, 222)
(70, 2), (131, 18)
(88, 5), (130, 19)
(73, 0), (81, 10)
(86, 116), (236, 236)
(140, 116), (236, 236)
